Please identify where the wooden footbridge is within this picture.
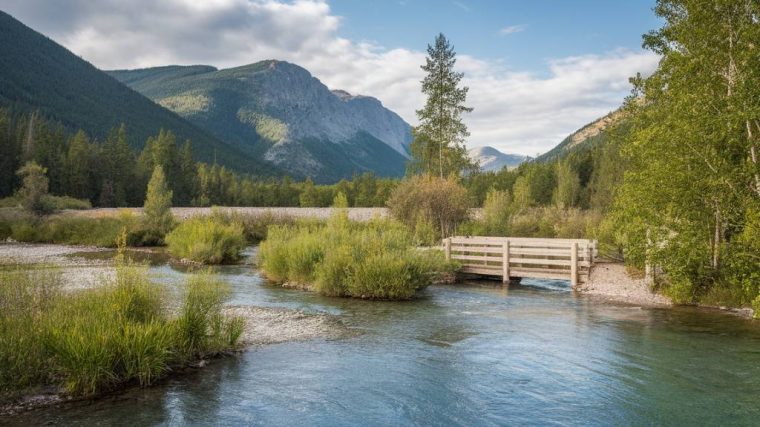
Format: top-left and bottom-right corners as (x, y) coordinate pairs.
(443, 236), (597, 287)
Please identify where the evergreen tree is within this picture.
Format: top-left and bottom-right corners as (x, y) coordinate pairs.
(0, 110), (18, 198)
(411, 33), (475, 178)
(16, 161), (49, 213)
(64, 130), (93, 201)
(143, 165), (175, 242)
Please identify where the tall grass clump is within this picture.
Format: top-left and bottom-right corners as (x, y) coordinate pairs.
(258, 214), (456, 300)
(166, 216), (246, 264)
(0, 210), (145, 247)
(208, 208), (296, 243)
(0, 259), (243, 399)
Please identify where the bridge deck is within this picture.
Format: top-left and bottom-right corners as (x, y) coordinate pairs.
(444, 236), (597, 287)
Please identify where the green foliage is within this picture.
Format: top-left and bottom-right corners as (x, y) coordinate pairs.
(206, 209), (296, 243)
(166, 216), (246, 264)
(0, 210), (158, 248)
(142, 166), (175, 244)
(0, 107), (399, 208)
(410, 33), (476, 178)
(610, 0), (760, 304)
(258, 218), (455, 300)
(387, 175), (471, 239)
(16, 161), (49, 213)
(0, 263), (242, 397)
(174, 272), (242, 359)
(42, 195), (92, 211)
(553, 161), (581, 209)
(480, 189), (512, 236)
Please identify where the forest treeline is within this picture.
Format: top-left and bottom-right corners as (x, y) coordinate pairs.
(0, 109), (397, 208)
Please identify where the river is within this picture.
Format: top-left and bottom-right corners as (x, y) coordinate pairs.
(6, 248), (760, 426)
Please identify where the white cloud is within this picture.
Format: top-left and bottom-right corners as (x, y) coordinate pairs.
(499, 24), (527, 35)
(2, 0), (659, 156)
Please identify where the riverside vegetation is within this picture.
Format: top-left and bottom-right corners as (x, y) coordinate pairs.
(259, 197), (456, 300)
(1, 0), (758, 312)
(0, 251), (243, 401)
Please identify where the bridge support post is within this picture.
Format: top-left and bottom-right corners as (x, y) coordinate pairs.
(571, 242), (578, 288)
(444, 238), (451, 261)
(502, 240), (509, 283)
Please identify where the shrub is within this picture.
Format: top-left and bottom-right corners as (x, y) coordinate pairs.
(387, 175), (471, 240)
(166, 217), (246, 264)
(259, 217), (455, 300)
(42, 195), (92, 211)
(480, 189), (512, 236)
(174, 272), (243, 358)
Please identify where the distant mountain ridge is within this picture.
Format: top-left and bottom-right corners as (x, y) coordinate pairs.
(0, 11), (275, 174)
(109, 61), (413, 182)
(535, 110), (624, 162)
(468, 146), (528, 172)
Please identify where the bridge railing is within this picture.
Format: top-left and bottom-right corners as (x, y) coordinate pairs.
(443, 236), (597, 287)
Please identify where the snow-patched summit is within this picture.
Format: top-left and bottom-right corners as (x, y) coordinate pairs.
(468, 146), (527, 172)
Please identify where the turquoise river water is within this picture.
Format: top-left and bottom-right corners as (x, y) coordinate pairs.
(5, 248), (760, 426)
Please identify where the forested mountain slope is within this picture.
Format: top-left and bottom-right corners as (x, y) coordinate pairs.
(109, 61), (412, 182)
(0, 11), (276, 175)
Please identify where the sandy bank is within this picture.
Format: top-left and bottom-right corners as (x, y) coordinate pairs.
(576, 261), (672, 307)
(225, 306), (353, 346)
(0, 242), (108, 266)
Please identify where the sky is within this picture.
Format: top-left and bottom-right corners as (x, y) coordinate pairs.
(2, 0), (661, 156)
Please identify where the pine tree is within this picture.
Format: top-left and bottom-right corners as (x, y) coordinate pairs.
(411, 33), (475, 178)
(64, 130), (93, 201)
(143, 165), (175, 243)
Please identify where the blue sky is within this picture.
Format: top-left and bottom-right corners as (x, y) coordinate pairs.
(330, 0), (660, 74)
(2, 0), (663, 155)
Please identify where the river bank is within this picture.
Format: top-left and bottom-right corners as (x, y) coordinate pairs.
(0, 243), (352, 416)
(576, 261), (672, 307)
(576, 261), (755, 318)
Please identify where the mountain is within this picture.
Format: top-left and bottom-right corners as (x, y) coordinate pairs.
(108, 61), (413, 183)
(0, 11), (274, 174)
(468, 146), (527, 172)
(535, 110), (623, 162)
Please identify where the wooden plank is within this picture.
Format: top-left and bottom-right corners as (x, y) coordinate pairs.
(452, 247), (593, 259)
(452, 254), (503, 262)
(461, 266), (502, 275)
(509, 257), (591, 268)
(512, 270), (571, 281)
(449, 246), (505, 254)
(571, 242), (578, 288)
(451, 236), (592, 243)
(502, 241), (509, 283)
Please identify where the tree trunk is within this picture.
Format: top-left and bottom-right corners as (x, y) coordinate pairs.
(749, 120), (760, 198)
(712, 201), (721, 271)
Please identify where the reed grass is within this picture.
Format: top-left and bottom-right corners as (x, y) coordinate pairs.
(0, 260), (243, 399)
(258, 213), (455, 300)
